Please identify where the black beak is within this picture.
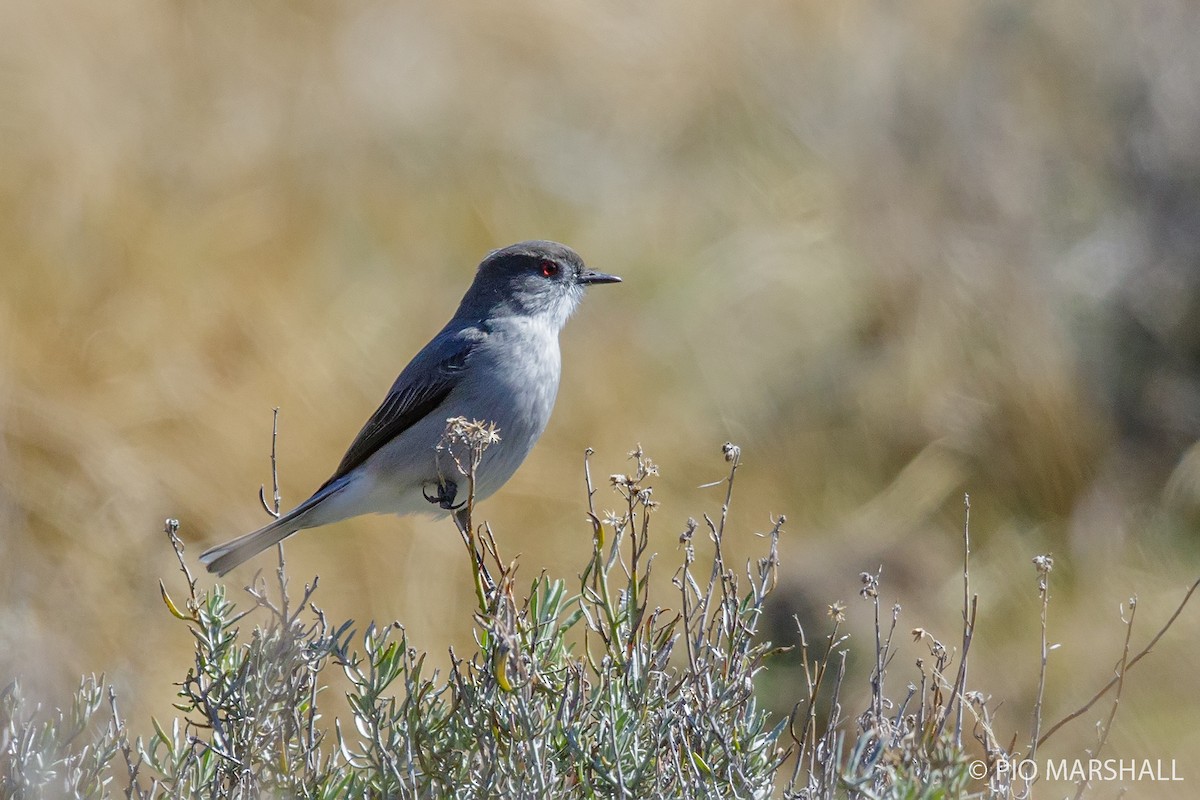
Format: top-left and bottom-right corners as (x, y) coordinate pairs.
(579, 269), (622, 285)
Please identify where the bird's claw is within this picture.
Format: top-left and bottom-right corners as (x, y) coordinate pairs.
(423, 479), (464, 511)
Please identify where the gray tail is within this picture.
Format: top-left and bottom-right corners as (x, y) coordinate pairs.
(201, 477), (349, 576)
(199, 514), (299, 576)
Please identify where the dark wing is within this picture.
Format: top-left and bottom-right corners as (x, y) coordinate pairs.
(318, 334), (478, 489)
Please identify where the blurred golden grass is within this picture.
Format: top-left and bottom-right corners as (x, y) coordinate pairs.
(3, 0), (1200, 791)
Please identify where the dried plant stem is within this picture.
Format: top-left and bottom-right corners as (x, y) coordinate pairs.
(258, 406), (283, 520)
(1029, 555), (1052, 760)
(1038, 575), (1200, 747)
(788, 614), (845, 779)
(266, 408), (292, 621)
(434, 417), (503, 615)
(951, 494), (975, 749)
(455, 508), (489, 616)
(1070, 598), (1137, 800)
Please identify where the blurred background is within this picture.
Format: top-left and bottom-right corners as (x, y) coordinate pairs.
(3, 0), (1199, 790)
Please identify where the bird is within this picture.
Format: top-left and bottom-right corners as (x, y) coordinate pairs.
(199, 241), (620, 575)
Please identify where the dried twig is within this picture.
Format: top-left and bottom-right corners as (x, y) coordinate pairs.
(1038, 575), (1200, 747)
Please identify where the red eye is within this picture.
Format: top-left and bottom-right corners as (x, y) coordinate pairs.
(540, 260), (560, 277)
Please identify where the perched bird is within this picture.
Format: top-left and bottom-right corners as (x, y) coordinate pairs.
(200, 241), (620, 575)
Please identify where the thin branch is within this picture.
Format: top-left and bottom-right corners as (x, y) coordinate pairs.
(1038, 575), (1200, 747)
(259, 407), (283, 520)
(1071, 597), (1137, 800)
(954, 493), (971, 748)
(1029, 554), (1054, 760)
(163, 518), (198, 610)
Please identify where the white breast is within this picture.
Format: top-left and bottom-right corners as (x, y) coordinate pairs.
(445, 316), (562, 499)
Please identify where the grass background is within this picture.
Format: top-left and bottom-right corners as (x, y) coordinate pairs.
(3, 0), (1199, 794)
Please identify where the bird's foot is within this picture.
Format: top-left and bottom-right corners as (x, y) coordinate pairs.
(423, 479), (464, 511)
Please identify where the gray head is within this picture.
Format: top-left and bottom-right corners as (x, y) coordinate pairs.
(456, 241), (621, 328)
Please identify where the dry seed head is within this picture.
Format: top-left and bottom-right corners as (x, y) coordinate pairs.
(1032, 554), (1054, 575)
(636, 487), (656, 508)
(443, 416), (502, 447)
(859, 571), (880, 599)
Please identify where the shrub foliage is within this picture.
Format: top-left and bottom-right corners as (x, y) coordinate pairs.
(4, 434), (1193, 798)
